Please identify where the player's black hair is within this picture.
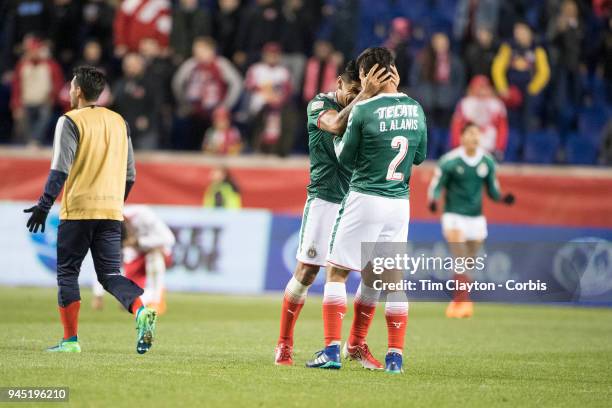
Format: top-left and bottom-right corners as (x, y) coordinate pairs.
(461, 121), (479, 135)
(356, 47), (395, 75)
(73, 66), (106, 102)
(340, 59), (359, 83)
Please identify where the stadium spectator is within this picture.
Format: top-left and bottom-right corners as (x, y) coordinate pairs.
(244, 42), (294, 156)
(112, 53), (158, 149)
(203, 167), (242, 208)
(80, 0), (116, 59)
(140, 37), (174, 148)
(411, 32), (465, 128)
(319, 0), (359, 60)
(10, 35), (63, 146)
(49, 0), (80, 71)
(233, 0), (282, 70)
(492, 21), (550, 132)
(58, 40), (112, 110)
(213, 0), (242, 60)
(1, 0), (51, 72)
(280, 0), (318, 92)
(169, 0), (211, 63)
(302, 40), (339, 103)
(598, 15), (612, 104)
(172, 36), (242, 150)
(454, 0), (500, 46)
(547, 0), (584, 114)
(202, 107), (243, 155)
(450, 75), (508, 159)
(113, 0), (171, 56)
(464, 28), (497, 80)
(382, 17), (412, 89)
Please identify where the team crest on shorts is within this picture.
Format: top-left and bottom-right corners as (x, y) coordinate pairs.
(307, 245), (317, 258)
(477, 162), (489, 177)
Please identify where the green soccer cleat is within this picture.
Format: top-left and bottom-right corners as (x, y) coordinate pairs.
(46, 339), (81, 353)
(135, 307), (157, 354)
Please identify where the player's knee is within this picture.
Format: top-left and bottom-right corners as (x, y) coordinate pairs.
(294, 262), (319, 286)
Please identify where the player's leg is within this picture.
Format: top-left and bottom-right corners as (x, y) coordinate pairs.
(307, 192), (379, 369)
(48, 220), (93, 352)
(342, 277), (383, 370)
(144, 248), (166, 313)
(277, 197), (338, 365)
(275, 261), (319, 365)
(442, 213), (471, 317)
(305, 264), (349, 369)
(91, 220), (155, 354)
(377, 199), (411, 373)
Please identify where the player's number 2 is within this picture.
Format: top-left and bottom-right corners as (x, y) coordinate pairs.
(386, 136), (408, 181)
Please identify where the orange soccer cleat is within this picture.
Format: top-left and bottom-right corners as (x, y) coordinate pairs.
(445, 300), (474, 318)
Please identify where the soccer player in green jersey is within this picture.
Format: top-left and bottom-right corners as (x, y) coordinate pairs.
(275, 60), (397, 367)
(428, 122), (515, 318)
(306, 47), (427, 374)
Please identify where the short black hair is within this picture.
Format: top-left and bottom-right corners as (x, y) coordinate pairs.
(356, 47), (395, 76)
(461, 121), (479, 135)
(73, 66), (106, 102)
(340, 59), (359, 82)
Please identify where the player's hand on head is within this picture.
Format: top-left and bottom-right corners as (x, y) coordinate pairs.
(389, 65), (400, 88)
(23, 205), (49, 233)
(502, 193), (515, 205)
(428, 201), (438, 213)
(361, 64), (392, 97)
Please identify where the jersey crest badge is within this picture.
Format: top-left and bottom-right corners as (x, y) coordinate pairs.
(456, 166), (464, 175)
(307, 245), (317, 258)
(477, 162), (489, 178)
(311, 101), (324, 111)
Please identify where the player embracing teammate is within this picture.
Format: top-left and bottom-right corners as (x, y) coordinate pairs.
(274, 60), (399, 367)
(294, 47), (426, 374)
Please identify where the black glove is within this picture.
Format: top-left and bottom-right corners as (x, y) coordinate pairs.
(24, 205), (49, 233)
(428, 201), (438, 213)
(502, 193), (515, 205)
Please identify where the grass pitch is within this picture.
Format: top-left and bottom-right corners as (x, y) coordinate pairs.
(0, 287), (611, 407)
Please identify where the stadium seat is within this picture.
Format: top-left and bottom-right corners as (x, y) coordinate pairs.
(564, 133), (599, 165)
(523, 129), (560, 164)
(578, 107), (607, 146)
(504, 128), (523, 163)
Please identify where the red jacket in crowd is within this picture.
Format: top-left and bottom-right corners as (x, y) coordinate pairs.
(114, 0), (171, 52)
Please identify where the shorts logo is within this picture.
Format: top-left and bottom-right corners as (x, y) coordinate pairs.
(477, 162), (489, 178)
(307, 245), (317, 259)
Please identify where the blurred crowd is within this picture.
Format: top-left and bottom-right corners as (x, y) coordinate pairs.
(0, 0), (611, 164)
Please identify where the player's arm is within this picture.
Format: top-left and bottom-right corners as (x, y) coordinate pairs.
(427, 161), (449, 213)
(413, 106), (428, 165)
(319, 64), (396, 135)
(485, 159), (514, 204)
(125, 120), (136, 201)
(24, 116), (79, 233)
(334, 106), (361, 168)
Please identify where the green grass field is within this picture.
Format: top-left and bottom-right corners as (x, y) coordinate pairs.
(0, 287), (611, 407)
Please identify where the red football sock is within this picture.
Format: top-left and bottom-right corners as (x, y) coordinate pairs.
(348, 301), (376, 346)
(130, 297), (144, 314)
(385, 302), (408, 352)
(322, 282), (347, 345)
(453, 273), (471, 302)
(277, 296), (305, 347)
(59, 301), (81, 340)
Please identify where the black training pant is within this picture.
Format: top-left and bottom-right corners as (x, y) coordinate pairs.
(56, 219), (143, 310)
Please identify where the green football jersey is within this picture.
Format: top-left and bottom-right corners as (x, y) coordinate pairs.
(305, 92), (352, 204)
(334, 93), (427, 199)
(428, 147), (502, 216)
